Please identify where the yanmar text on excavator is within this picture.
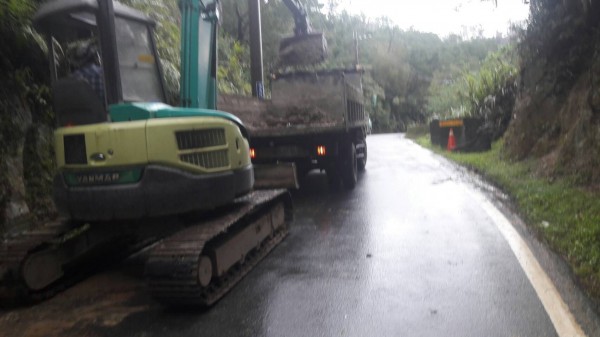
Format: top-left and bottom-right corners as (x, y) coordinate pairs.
(0, 0), (294, 307)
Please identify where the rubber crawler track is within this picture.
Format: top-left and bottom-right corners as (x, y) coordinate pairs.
(0, 220), (76, 304)
(0, 190), (291, 307)
(145, 189), (292, 307)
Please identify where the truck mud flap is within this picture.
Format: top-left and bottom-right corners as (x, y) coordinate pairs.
(253, 163), (299, 189)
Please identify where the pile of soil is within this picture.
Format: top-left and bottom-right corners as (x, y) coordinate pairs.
(260, 105), (338, 128)
(278, 33), (327, 67)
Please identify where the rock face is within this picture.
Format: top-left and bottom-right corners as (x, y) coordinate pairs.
(1, 97), (32, 232)
(1, 86), (56, 234)
(505, 3), (600, 186)
(4, 160), (31, 224)
(1, 13), (58, 234)
(507, 74), (600, 184)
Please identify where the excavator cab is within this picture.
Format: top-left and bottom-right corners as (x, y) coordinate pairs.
(32, 0), (257, 221)
(33, 0), (166, 126)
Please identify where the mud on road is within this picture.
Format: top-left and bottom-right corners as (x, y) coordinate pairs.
(0, 259), (154, 337)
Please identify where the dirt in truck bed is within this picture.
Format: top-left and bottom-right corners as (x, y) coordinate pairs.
(217, 68), (366, 134)
(218, 95), (340, 132)
(261, 106), (339, 128)
(278, 33), (327, 67)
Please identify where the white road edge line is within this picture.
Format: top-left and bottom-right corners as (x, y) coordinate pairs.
(469, 189), (586, 337)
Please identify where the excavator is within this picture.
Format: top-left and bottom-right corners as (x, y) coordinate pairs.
(0, 0), (294, 306)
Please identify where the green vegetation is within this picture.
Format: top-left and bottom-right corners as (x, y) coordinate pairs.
(461, 47), (517, 115)
(458, 47), (518, 140)
(407, 129), (600, 301)
(2, 2), (598, 306)
(504, 1), (600, 186)
(216, 0), (512, 132)
(217, 35), (252, 96)
(0, 0), (524, 230)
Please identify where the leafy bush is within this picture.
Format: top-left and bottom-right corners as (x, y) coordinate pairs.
(217, 34), (252, 96)
(461, 48), (517, 116)
(459, 47), (518, 139)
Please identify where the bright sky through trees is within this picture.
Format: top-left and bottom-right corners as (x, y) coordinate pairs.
(336, 0), (530, 38)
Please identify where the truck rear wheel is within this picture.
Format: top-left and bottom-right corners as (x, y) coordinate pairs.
(341, 142), (357, 189)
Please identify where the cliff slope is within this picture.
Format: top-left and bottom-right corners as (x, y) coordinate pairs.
(506, 1), (600, 186)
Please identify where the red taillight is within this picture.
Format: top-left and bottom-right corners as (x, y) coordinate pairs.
(317, 145), (326, 156)
(250, 148), (256, 159)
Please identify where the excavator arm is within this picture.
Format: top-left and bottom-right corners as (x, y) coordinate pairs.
(281, 0), (311, 36)
(179, 0), (219, 109)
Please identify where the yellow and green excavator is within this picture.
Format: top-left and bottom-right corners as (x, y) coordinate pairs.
(0, 0), (294, 306)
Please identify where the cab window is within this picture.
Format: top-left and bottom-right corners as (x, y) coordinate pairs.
(115, 17), (163, 102)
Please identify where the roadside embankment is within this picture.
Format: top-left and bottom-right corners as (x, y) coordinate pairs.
(406, 126), (600, 307)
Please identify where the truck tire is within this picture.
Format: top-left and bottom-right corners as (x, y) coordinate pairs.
(341, 142), (357, 189)
(357, 141), (367, 172)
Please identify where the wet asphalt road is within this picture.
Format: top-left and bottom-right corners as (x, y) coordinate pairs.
(1, 134), (573, 336)
(168, 133), (556, 337)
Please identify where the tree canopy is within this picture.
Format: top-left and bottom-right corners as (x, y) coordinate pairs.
(213, 0), (513, 131)
(118, 0), (512, 132)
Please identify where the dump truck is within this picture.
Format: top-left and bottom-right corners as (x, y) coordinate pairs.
(229, 0), (367, 189)
(220, 68), (368, 189)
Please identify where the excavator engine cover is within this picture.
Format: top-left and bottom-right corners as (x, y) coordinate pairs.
(279, 33), (327, 67)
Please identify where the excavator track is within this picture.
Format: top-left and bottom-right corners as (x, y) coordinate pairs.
(0, 219), (163, 305)
(0, 190), (291, 307)
(0, 220), (84, 304)
(145, 189), (292, 306)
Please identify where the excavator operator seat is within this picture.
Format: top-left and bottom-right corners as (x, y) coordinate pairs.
(52, 78), (107, 127)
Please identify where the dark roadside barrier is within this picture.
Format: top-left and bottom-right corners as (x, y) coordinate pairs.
(429, 118), (491, 152)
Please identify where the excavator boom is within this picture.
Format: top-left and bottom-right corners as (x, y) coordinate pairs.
(179, 0), (219, 109)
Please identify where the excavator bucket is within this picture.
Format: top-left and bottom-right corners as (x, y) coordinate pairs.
(253, 163), (299, 189)
(279, 32), (327, 67)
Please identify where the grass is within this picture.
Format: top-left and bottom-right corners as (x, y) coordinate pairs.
(407, 129), (600, 302)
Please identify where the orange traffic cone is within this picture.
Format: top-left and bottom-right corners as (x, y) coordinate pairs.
(447, 128), (456, 151)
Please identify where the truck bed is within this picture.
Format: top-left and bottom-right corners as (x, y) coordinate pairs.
(218, 95), (346, 137)
(218, 68), (367, 138)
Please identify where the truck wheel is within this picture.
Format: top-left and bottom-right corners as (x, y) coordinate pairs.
(357, 142), (367, 172)
(341, 142), (357, 189)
